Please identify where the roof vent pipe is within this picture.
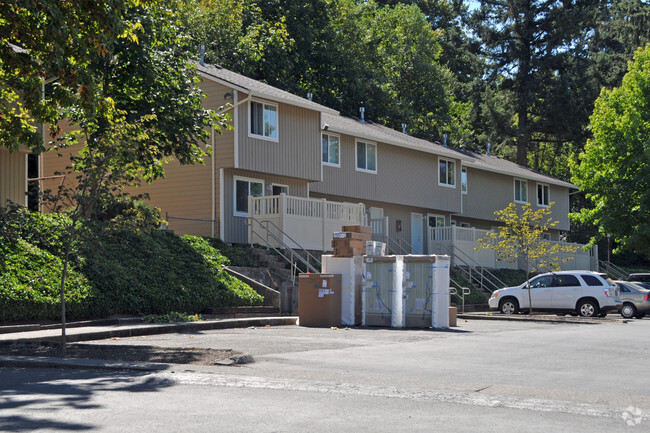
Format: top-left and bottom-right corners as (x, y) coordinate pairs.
(199, 44), (205, 66)
(402, 123), (407, 134)
(360, 107), (365, 123)
(443, 133), (448, 147)
(487, 142), (491, 156)
(307, 92), (313, 101)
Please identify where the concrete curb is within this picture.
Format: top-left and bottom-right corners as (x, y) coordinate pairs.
(2, 316), (298, 344)
(457, 313), (612, 324)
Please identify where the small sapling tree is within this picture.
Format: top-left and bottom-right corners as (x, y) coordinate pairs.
(477, 202), (579, 314)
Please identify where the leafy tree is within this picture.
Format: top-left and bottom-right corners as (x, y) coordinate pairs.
(571, 44), (650, 258)
(177, 0), (292, 79)
(0, 0), (151, 152)
(477, 202), (579, 313)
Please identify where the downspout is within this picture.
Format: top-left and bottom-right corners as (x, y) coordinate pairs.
(211, 127), (216, 238)
(216, 92), (251, 116)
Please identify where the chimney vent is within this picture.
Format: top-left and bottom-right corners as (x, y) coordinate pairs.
(487, 142), (491, 156)
(307, 92), (313, 101)
(443, 134), (448, 147)
(359, 107), (365, 123)
(402, 124), (407, 134)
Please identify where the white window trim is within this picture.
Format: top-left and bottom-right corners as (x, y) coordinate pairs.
(248, 99), (279, 142)
(427, 213), (446, 227)
(322, 132), (341, 167)
(234, 175), (265, 217)
(514, 178), (528, 203)
(461, 167), (468, 195)
(438, 157), (456, 188)
(355, 139), (377, 174)
(270, 183), (289, 195)
(536, 182), (550, 207)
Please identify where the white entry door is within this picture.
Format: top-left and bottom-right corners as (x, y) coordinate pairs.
(411, 213), (423, 254)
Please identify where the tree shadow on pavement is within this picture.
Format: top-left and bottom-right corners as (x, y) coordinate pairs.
(0, 367), (173, 432)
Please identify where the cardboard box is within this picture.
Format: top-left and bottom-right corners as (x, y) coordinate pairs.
(298, 273), (343, 327)
(341, 225), (372, 235)
(332, 231), (372, 241)
(332, 238), (366, 249)
(449, 306), (457, 327)
(333, 246), (364, 257)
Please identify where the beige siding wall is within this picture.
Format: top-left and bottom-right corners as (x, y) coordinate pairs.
(0, 148), (27, 207)
(198, 79), (235, 168)
(461, 167), (570, 231)
(222, 168), (310, 244)
(236, 100), (321, 181)
(310, 133), (461, 213)
(137, 152), (215, 237)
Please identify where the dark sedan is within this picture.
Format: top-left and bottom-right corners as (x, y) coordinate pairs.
(615, 281), (650, 319)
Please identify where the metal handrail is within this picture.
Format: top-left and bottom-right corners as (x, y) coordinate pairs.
(599, 260), (627, 280)
(246, 217), (320, 274)
(437, 244), (504, 293)
(445, 242), (507, 288)
(257, 218), (322, 269)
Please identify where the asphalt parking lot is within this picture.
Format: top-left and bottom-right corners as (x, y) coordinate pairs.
(2, 315), (648, 432)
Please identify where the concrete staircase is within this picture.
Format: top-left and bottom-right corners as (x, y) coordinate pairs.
(230, 247), (300, 314)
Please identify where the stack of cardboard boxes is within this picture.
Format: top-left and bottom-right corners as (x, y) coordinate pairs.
(331, 225), (372, 257)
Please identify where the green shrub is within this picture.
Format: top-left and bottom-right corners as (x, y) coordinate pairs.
(204, 238), (253, 267)
(0, 207), (263, 322)
(142, 312), (203, 323)
(0, 239), (93, 321)
(80, 230), (263, 316)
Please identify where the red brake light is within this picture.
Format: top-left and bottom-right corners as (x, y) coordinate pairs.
(644, 293), (650, 301)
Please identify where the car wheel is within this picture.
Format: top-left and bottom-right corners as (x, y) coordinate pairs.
(621, 303), (637, 319)
(577, 299), (599, 317)
(499, 298), (519, 315)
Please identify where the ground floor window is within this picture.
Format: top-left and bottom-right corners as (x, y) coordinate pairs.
(235, 177), (264, 216)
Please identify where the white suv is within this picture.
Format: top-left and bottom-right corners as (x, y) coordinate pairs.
(488, 271), (620, 317)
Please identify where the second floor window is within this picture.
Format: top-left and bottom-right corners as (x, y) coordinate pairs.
(514, 179), (528, 203)
(322, 133), (340, 166)
(250, 101), (278, 140)
(356, 140), (376, 173)
(439, 158), (456, 187)
(537, 183), (550, 206)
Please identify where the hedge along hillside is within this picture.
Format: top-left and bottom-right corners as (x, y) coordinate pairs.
(82, 230), (263, 316)
(0, 239), (94, 321)
(0, 207), (263, 321)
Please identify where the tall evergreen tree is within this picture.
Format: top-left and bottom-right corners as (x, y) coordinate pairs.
(470, 0), (598, 167)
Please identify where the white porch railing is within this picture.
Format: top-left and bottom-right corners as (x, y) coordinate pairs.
(248, 194), (365, 251)
(428, 226), (598, 271)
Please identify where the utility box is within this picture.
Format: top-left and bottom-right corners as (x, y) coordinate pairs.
(298, 273), (342, 327)
(362, 256), (403, 327)
(402, 255), (450, 328)
(322, 255), (363, 326)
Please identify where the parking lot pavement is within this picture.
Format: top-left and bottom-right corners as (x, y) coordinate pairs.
(2, 317), (649, 432)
